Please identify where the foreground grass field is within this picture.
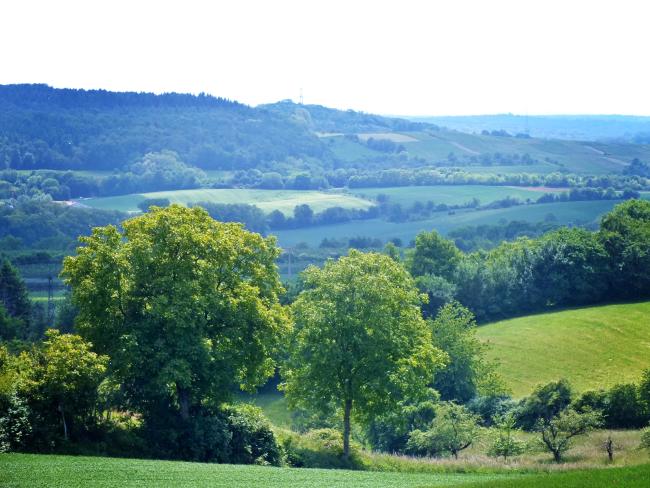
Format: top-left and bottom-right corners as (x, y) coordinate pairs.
(0, 454), (513, 488)
(477, 302), (650, 397)
(2, 454), (649, 488)
(76, 189), (373, 215)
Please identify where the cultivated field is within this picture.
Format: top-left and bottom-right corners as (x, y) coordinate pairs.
(477, 302), (650, 397)
(273, 200), (620, 247)
(0, 454), (512, 488)
(2, 454), (649, 488)
(76, 189), (374, 215)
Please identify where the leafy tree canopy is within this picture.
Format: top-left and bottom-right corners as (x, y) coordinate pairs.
(61, 205), (290, 420)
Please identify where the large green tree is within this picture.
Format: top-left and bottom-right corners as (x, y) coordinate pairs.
(599, 199), (650, 298)
(283, 250), (446, 458)
(61, 205), (290, 420)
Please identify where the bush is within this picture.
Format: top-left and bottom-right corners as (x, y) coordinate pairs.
(487, 413), (526, 461)
(278, 428), (363, 469)
(225, 404), (282, 466)
(517, 379), (573, 430)
(605, 384), (647, 429)
(0, 392), (31, 452)
(640, 427), (650, 450)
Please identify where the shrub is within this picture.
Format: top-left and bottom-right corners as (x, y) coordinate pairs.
(406, 402), (480, 459)
(487, 413), (526, 461)
(0, 392), (31, 452)
(277, 428), (363, 469)
(225, 404), (282, 466)
(640, 427), (650, 450)
(517, 379), (573, 430)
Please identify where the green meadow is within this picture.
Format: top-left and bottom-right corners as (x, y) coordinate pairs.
(477, 301), (650, 397)
(76, 189), (373, 215)
(273, 200), (620, 247)
(349, 185), (563, 207)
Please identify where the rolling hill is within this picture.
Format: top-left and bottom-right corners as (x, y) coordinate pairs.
(477, 302), (650, 397)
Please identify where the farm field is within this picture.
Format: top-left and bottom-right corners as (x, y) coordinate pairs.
(325, 130), (650, 174)
(75, 189), (373, 215)
(477, 302), (650, 397)
(2, 454), (649, 488)
(349, 185), (564, 207)
(272, 200), (620, 247)
(0, 454), (513, 488)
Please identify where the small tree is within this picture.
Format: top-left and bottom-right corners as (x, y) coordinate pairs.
(488, 413), (526, 461)
(603, 434), (616, 462)
(284, 251), (446, 459)
(536, 409), (602, 463)
(640, 426), (650, 450)
(407, 402), (480, 459)
(34, 330), (108, 440)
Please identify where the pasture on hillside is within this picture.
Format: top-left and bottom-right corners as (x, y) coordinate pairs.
(325, 130), (650, 174)
(477, 302), (650, 397)
(349, 185), (565, 207)
(75, 189), (373, 215)
(272, 200), (621, 247)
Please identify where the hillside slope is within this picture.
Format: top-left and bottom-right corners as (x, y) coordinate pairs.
(477, 302), (650, 397)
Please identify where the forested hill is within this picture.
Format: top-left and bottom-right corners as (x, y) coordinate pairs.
(0, 84), (329, 171)
(259, 100), (438, 133)
(2, 84), (649, 177)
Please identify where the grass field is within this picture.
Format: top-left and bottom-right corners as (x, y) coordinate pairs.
(0, 454), (513, 488)
(2, 454), (649, 488)
(477, 302), (650, 397)
(76, 189), (374, 215)
(273, 200), (620, 247)
(349, 185), (564, 207)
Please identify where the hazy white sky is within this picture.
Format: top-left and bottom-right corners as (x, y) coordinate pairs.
(1, 0), (649, 115)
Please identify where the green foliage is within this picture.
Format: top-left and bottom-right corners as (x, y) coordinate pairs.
(137, 198), (171, 212)
(599, 199), (650, 297)
(26, 330), (108, 443)
(284, 250), (446, 457)
(605, 384), (647, 429)
(0, 392), (31, 452)
(62, 205), (290, 421)
(487, 413), (526, 461)
(225, 404), (282, 466)
(278, 428), (364, 470)
(406, 402), (480, 459)
(640, 427), (650, 450)
(0, 260), (31, 324)
(429, 302), (504, 403)
(535, 409), (602, 463)
(407, 230), (461, 281)
(365, 389), (439, 453)
(517, 380), (573, 431)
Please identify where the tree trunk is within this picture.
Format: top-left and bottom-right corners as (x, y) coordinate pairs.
(177, 385), (191, 421)
(59, 402), (68, 441)
(343, 397), (352, 459)
(553, 449), (562, 463)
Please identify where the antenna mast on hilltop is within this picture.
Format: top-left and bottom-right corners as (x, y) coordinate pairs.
(299, 88), (304, 105)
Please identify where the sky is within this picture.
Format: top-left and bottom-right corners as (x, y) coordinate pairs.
(1, 0), (649, 116)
